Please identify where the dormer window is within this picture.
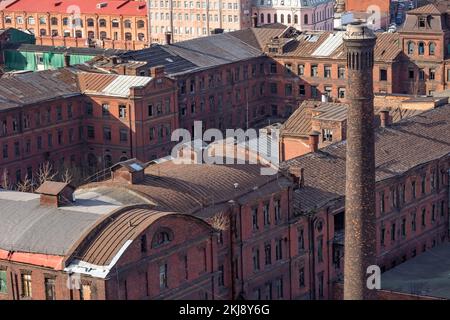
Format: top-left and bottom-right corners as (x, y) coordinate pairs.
(419, 16), (426, 28)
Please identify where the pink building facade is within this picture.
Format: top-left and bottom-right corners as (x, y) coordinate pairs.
(252, 0), (334, 31)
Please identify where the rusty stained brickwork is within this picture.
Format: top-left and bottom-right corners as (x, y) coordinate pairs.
(343, 23), (377, 300)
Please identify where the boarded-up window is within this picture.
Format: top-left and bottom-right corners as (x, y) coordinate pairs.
(0, 270), (7, 293)
(80, 284), (92, 300)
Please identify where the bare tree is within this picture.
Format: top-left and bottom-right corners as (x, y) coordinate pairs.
(1, 169), (10, 190)
(61, 168), (73, 184)
(36, 162), (57, 187)
(207, 212), (230, 231)
(16, 175), (33, 193)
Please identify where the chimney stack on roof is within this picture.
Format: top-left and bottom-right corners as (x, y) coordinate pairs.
(165, 32), (172, 45)
(149, 65), (165, 78)
(379, 109), (391, 127)
(63, 53), (70, 67)
(35, 181), (75, 208)
(309, 131), (320, 153)
(111, 158), (146, 184)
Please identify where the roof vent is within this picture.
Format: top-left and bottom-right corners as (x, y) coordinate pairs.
(96, 2), (108, 9)
(35, 181), (75, 207)
(111, 158), (147, 184)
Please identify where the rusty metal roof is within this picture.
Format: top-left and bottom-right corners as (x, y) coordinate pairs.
(35, 181), (72, 196)
(284, 104), (450, 212)
(0, 69), (80, 111)
(77, 72), (151, 98)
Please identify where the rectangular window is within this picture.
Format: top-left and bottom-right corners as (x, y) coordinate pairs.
(298, 228), (305, 252)
(285, 84), (292, 96)
(102, 103), (110, 117)
(412, 212), (417, 232)
(322, 129), (333, 142)
(253, 248), (260, 271)
(263, 203), (270, 226)
(275, 277), (283, 299)
(401, 218), (406, 237)
(21, 273), (32, 298)
(274, 200), (281, 222)
(103, 127), (111, 141)
(119, 129), (128, 142)
(86, 102), (93, 116)
(324, 65), (331, 78)
(408, 69), (414, 79)
(270, 83), (278, 94)
(381, 227), (385, 246)
(430, 69), (436, 80)
(298, 64), (304, 75)
(311, 86), (318, 98)
(218, 265), (224, 287)
(311, 65), (318, 77)
(159, 264), (168, 289)
(252, 207), (258, 230)
(44, 278), (56, 300)
(56, 106), (63, 121)
(264, 243), (271, 265)
(0, 270), (7, 293)
(299, 85), (306, 96)
(338, 66), (345, 79)
(119, 105), (127, 119)
(270, 63), (277, 74)
(275, 239), (283, 260)
(299, 267), (305, 287)
(87, 126), (95, 139)
(317, 237), (323, 262)
(380, 69), (387, 81)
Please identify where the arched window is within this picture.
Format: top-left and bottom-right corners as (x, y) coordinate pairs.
(294, 14), (298, 24)
(104, 155), (113, 168)
(111, 19), (119, 28)
(28, 16), (35, 25)
(137, 20), (145, 28)
(267, 14), (271, 24)
(124, 19), (132, 28)
(51, 17), (58, 26)
(304, 14), (308, 25)
(418, 41), (425, 55)
(99, 19), (106, 27)
(75, 30), (82, 38)
(407, 41), (415, 55)
(125, 32), (132, 41)
(51, 29), (58, 36)
(4, 16), (12, 24)
(88, 31), (95, 39)
(260, 13), (264, 24)
(287, 14), (291, 24)
(119, 156), (128, 162)
(152, 228), (174, 247)
(62, 17), (69, 26)
(39, 29), (46, 36)
(87, 18), (94, 27)
(280, 14), (284, 24)
(274, 13), (277, 23)
(100, 31), (107, 40)
(138, 33), (145, 41)
(429, 42), (436, 55)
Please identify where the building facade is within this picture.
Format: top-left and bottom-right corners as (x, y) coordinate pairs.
(0, 68), (178, 186)
(252, 0), (334, 31)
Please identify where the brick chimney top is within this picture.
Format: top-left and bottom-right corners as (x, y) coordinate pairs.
(309, 131), (320, 153)
(379, 109), (391, 127)
(35, 181), (75, 207)
(344, 21), (376, 41)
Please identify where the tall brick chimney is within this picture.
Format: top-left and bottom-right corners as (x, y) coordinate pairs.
(342, 22), (377, 300)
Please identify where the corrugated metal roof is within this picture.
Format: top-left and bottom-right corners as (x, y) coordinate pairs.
(102, 75), (151, 97)
(312, 32), (344, 57)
